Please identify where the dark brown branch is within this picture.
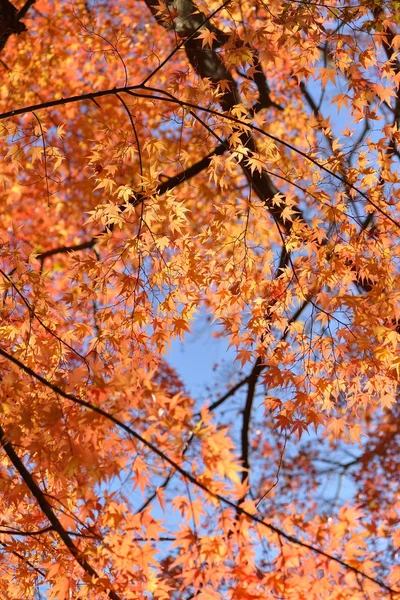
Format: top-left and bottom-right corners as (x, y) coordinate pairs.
(207, 374), (251, 413)
(38, 240), (96, 261)
(238, 357), (264, 507)
(0, 425), (122, 600)
(0, 526), (53, 536)
(167, 2), (291, 230)
(38, 141), (228, 262)
(16, 0), (35, 20)
(0, 0), (27, 52)
(0, 525), (94, 539)
(241, 358), (262, 482)
(0, 540), (45, 577)
(252, 49), (283, 111)
(135, 430), (195, 514)
(0, 84), (143, 121)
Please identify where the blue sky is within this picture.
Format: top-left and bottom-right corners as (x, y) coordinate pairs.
(167, 313), (235, 398)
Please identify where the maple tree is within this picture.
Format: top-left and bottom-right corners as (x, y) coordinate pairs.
(0, 0), (400, 597)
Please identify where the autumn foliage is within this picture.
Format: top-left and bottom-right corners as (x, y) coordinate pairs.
(0, 0), (400, 597)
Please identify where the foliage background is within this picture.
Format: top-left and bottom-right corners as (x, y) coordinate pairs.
(0, 0), (400, 598)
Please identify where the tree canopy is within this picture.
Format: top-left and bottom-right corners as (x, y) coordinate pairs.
(1, 0), (400, 598)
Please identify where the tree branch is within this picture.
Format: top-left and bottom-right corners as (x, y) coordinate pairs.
(239, 357), (264, 506)
(0, 425), (122, 600)
(0, 0), (28, 52)
(0, 540), (45, 577)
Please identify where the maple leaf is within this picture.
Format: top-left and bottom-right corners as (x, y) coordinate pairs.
(373, 83), (397, 104)
(196, 28), (218, 49)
